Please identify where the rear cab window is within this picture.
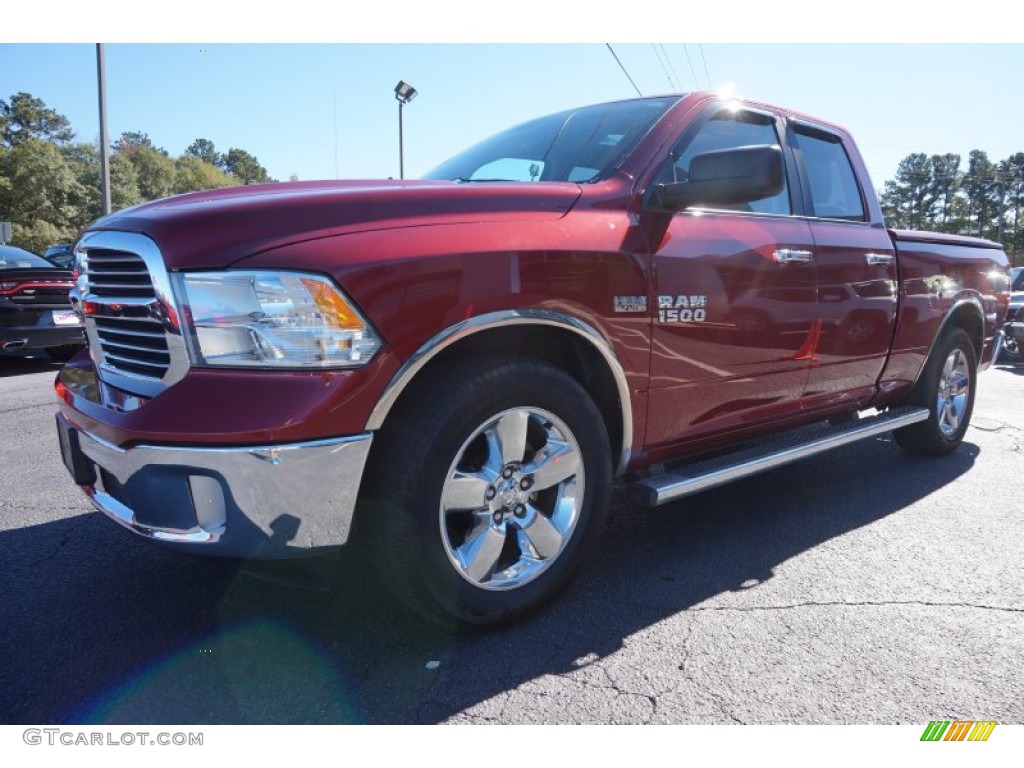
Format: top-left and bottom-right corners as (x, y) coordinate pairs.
(791, 125), (866, 221)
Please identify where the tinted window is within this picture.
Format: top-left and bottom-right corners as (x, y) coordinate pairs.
(0, 245), (55, 270)
(424, 97), (679, 183)
(661, 109), (790, 215)
(793, 127), (865, 220)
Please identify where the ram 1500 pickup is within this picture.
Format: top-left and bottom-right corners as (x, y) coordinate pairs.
(54, 93), (1011, 627)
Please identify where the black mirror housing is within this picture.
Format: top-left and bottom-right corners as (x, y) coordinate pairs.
(653, 144), (784, 211)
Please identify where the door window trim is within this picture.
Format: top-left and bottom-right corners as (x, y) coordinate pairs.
(787, 119), (871, 225)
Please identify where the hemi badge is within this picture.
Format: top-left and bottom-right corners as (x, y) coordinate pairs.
(614, 296), (647, 313)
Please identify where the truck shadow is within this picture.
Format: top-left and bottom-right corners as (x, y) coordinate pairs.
(0, 436), (979, 724)
(0, 352), (63, 378)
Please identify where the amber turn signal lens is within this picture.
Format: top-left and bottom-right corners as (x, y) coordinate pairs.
(300, 278), (364, 330)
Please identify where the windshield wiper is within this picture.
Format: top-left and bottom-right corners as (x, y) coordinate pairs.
(452, 177), (520, 183)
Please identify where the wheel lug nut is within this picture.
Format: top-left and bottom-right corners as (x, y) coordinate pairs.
(520, 476), (533, 491)
(493, 511), (503, 524)
(502, 466), (514, 479)
(514, 504), (526, 518)
(485, 487), (496, 501)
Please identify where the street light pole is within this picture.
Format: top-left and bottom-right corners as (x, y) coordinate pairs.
(398, 99), (404, 180)
(97, 44), (112, 216)
(394, 81), (418, 181)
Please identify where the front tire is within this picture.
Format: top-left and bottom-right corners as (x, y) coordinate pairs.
(360, 355), (612, 628)
(893, 328), (977, 456)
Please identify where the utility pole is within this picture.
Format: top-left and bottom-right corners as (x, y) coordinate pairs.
(97, 44), (112, 216)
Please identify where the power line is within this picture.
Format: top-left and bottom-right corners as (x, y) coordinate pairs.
(698, 44), (712, 89)
(660, 44), (683, 93)
(606, 44), (642, 96)
(682, 44), (701, 90)
(651, 44), (676, 91)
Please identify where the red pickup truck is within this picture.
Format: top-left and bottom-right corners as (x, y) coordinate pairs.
(55, 93), (1011, 627)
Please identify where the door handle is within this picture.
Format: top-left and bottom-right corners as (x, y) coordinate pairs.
(864, 253), (895, 266)
(773, 249), (814, 265)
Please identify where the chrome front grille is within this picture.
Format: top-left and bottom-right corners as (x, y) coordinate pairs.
(84, 249), (172, 379)
(85, 249), (156, 298)
(76, 231), (189, 398)
(93, 317), (172, 378)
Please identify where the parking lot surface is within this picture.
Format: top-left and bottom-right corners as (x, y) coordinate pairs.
(2, 352), (1022, 724)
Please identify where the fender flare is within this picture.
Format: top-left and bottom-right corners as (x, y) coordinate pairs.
(365, 309), (634, 476)
(910, 295), (986, 389)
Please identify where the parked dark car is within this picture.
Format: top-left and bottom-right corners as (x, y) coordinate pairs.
(44, 243), (75, 269)
(1001, 266), (1024, 362)
(0, 244), (84, 360)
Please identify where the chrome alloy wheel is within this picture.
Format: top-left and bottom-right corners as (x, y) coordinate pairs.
(937, 347), (971, 437)
(439, 407), (584, 591)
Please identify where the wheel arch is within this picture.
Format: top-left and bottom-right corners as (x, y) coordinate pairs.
(365, 310), (633, 476)
(907, 297), (984, 389)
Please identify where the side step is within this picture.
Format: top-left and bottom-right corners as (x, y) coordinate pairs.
(629, 407), (929, 508)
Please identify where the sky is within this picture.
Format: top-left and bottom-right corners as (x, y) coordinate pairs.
(1, 42), (1022, 193)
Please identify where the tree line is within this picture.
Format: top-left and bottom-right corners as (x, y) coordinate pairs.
(880, 149), (1024, 264)
(0, 92), (277, 254)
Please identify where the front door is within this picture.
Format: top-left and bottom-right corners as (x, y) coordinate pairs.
(643, 106), (819, 450)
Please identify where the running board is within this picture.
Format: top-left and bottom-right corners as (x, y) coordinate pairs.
(630, 407), (929, 508)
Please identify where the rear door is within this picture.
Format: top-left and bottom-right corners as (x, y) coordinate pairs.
(789, 122), (898, 410)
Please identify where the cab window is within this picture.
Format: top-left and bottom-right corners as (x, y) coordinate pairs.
(661, 108), (791, 216)
(792, 126), (865, 221)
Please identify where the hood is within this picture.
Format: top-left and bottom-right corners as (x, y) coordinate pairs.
(88, 180), (582, 270)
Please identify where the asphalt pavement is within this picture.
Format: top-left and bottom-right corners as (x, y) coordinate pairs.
(2, 351), (1022, 724)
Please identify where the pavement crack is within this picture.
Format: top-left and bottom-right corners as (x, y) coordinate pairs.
(18, 516), (93, 569)
(970, 420), (1024, 435)
(688, 599), (1024, 615)
(0, 403), (53, 415)
(675, 618), (744, 724)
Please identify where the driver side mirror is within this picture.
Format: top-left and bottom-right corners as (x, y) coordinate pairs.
(652, 144), (784, 211)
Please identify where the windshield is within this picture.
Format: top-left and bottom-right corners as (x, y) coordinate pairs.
(423, 96), (681, 184)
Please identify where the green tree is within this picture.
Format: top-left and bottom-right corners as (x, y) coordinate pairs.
(928, 153), (962, 231)
(66, 142), (143, 220)
(114, 132), (176, 201)
(185, 138), (220, 167)
(61, 141), (102, 224)
(962, 150), (998, 239)
(881, 153), (933, 230)
(114, 131), (168, 157)
(0, 92), (74, 148)
(173, 155), (239, 194)
(223, 147), (271, 184)
(0, 138), (86, 253)
(998, 152), (1024, 262)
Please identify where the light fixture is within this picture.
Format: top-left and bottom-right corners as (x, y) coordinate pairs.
(394, 80), (418, 179)
(394, 80), (418, 104)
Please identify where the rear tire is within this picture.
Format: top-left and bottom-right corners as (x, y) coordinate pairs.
(1000, 333), (1021, 364)
(359, 355), (612, 629)
(893, 328), (976, 456)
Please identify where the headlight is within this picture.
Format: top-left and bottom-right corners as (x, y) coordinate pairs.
(173, 270), (381, 368)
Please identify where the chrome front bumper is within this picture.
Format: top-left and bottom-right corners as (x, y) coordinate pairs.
(56, 413), (372, 558)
